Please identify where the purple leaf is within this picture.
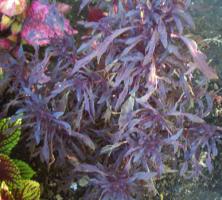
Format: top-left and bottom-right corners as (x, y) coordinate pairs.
(72, 27), (133, 74)
(70, 131), (95, 151)
(173, 15), (184, 34)
(115, 82), (129, 111)
(143, 29), (159, 66)
(79, 0), (92, 13)
(129, 172), (157, 182)
(41, 134), (50, 163)
(180, 36), (218, 79)
(206, 155), (213, 173)
(173, 8), (195, 30)
(96, 27), (133, 63)
(158, 18), (168, 48)
(165, 128), (183, 143)
(167, 111), (205, 123)
(121, 36), (143, 57)
(75, 164), (106, 176)
(34, 122), (41, 145)
(180, 162), (188, 176)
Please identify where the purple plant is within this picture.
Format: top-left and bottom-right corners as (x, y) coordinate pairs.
(1, 0), (221, 199)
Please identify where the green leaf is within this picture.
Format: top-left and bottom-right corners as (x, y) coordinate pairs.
(13, 160), (36, 180)
(12, 180), (40, 200)
(0, 118), (21, 155)
(0, 154), (20, 184)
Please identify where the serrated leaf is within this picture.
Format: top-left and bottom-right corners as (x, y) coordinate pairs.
(0, 118), (21, 155)
(13, 160), (36, 180)
(0, 154), (20, 183)
(12, 180), (40, 200)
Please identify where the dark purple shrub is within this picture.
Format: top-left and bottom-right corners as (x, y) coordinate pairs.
(1, 0), (221, 199)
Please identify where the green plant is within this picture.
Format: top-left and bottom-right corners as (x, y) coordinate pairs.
(0, 117), (40, 200)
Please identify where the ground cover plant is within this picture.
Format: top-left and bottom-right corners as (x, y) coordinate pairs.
(0, 117), (40, 200)
(0, 0), (221, 199)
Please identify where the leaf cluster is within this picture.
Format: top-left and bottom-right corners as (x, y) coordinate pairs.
(0, 0), (221, 199)
(0, 117), (40, 200)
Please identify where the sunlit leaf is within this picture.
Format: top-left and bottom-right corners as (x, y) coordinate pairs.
(0, 154), (20, 183)
(0, 118), (21, 155)
(13, 160), (36, 180)
(12, 180), (40, 200)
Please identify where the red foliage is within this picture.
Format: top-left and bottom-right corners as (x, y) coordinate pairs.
(21, 0), (77, 46)
(0, 39), (11, 50)
(87, 6), (106, 22)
